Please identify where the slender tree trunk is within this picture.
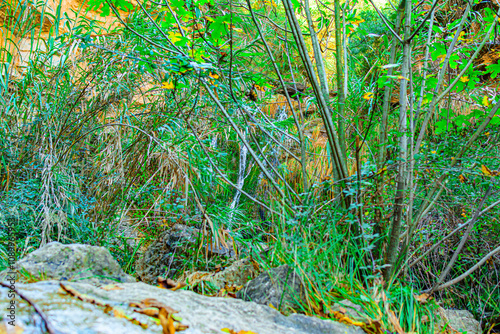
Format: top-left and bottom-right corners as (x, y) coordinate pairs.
(304, 0), (329, 100)
(334, 0), (347, 159)
(377, 0), (405, 167)
(383, 0), (411, 282)
(373, 0), (405, 263)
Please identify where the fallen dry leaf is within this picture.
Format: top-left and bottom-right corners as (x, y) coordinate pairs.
(159, 307), (176, 334)
(481, 164), (499, 177)
(158, 277), (187, 291)
(140, 298), (179, 314)
(100, 284), (123, 291)
(221, 328), (258, 334)
(60, 283), (106, 307)
(415, 293), (430, 304)
(174, 321), (189, 331)
(130, 298), (188, 332)
(134, 307), (159, 317)
(361, 319), (384, 334)
(103, 305), (149, 329)
(332, 311), (365, 327)
(61, 283), (149, 329)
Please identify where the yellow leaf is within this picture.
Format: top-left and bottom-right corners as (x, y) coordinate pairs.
(397, 75), (410, 81)
(209, 72), (219, 79)
(268, 303), (278, 311)
(460, 76), (469, 83)
(168, 31), (182, 43)
(162, 82), (175, 89)
(376, 166), (387, 175)
(332, 311), (365, 327)
(481, 164), (499, 177)
(362, 92), (374, 100)
(484, 132), (490, 136)
(482, 96), (490, 107)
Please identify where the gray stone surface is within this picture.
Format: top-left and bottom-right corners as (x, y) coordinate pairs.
(441, 309), (481, 334)
(181, 257), (259, 290)
(332, 299), (367, 322)
(237, 264), (305, 312)
(0, 242), (135, 285)
(0, 281), (365, 334)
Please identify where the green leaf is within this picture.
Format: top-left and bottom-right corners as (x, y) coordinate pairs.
(114, 0), (132, 11)
(435, 119), (447, 134)
(486, 63), (500, 79)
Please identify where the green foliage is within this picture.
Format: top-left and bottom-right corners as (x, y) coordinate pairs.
(1, 0), (500, 331)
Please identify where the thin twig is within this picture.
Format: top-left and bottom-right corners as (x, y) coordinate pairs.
(429, 185), (492, 293)
(409, 197), (500, 267)
(431, 244), (500, 292)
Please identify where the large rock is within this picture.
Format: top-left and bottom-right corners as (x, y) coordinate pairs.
(181, 257), (260, 291)
(136, 224), (201, 284)
(237, 264), (305, 312)
(0, 281), (365, 334)
(136, 224), (237, 284)
(332, 299), (367, 322)
(0, 242), (135, 284)
(439, 308), (481, 334)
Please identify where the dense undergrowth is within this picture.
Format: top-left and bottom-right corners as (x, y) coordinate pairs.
(0, 0), (499, 333)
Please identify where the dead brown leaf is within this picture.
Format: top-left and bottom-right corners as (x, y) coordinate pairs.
(415, 293), (431, 304)
(332, 311), (365, 327)
(59, 283), (106, 307)
(159, 307), (176, 334)
(361, 320), (384, 334)
(158, 277), (187, 291)
(140, 298), (179, 314)
(133, 307), (160, 317)
(130, 298), (188, 332)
